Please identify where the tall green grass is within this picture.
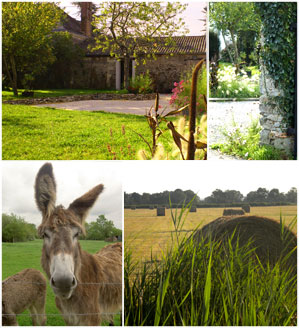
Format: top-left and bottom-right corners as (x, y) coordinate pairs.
(124, 205), (297, 326)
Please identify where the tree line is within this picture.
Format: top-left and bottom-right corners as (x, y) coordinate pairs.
(124, 187), (297, 207)
(2, 213), (121, 243)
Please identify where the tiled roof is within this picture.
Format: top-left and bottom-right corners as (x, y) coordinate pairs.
(147, 35), (206, 55)
(87, 35), (206, 57)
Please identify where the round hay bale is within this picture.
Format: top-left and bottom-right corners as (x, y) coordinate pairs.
(192, 215), (297, 273)
(190, 206), (197, 212)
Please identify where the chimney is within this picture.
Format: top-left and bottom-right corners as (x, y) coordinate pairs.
(81, 2), (92, 37)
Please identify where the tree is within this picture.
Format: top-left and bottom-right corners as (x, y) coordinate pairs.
(267, 188), (284, 203)
(92, 2), (188, 88)
(209, 2), (260, 69)
(35, 32), (85, 89)
(285, 187), (297, 204)
(85, 215), (121, 240)
(245, 188), (269, 203)
(2, 2), (63, 95)
(209, 30), (220, 61)
(2, 213), (37, 242)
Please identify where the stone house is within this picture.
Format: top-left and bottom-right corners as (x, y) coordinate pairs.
(57, 8), (206, 93)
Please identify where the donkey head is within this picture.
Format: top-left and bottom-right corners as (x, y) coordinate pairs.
(35, 163), (104, 299)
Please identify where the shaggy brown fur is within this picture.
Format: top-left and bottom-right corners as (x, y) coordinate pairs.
(223, 208), (245, 216)
(2, 269), (47, 326)
(193, 215), (297, 272)
(35, 163), (122, 326)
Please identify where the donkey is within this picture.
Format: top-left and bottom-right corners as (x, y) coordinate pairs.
(193, 215), (297, 273)
(2, 268), (47, 326)
(34, 163), (122, 326)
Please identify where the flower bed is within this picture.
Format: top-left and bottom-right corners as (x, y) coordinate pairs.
(211, 64), (260, 99)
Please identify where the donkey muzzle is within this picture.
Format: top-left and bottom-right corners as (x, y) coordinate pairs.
(50, 253), (77, 299)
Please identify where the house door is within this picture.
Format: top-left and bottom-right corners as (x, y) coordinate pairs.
(115, 59), (136, 90)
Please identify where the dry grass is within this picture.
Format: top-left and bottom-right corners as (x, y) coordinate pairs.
(125, 206), (297, 261)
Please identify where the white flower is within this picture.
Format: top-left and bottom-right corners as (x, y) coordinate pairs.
(226, 90), (230, 95)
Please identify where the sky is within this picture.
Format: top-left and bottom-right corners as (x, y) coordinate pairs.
(60, 1), (207, 36)
(121, 161), (298, 199)
(2, 161), (123, 228)
(2, 160), (298, 228)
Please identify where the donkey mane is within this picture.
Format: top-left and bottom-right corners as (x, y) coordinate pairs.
(38, 206), (85, 235)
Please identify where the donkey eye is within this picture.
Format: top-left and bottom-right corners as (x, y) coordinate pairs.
(43, 232), (50, 239)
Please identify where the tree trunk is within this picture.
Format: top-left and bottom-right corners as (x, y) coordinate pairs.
(229, 30), (240, 73)
(123, 56), (130, 89)
(221, 31), (234, 64)
(9, 54), (18, 96)
(4, 55), (18, 96)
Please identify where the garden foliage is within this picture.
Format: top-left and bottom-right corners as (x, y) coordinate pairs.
(170, 64), (207, 114)
(128, 71), (154, 94)
(211, 64), (260, 98)
(211, 116), (289, 160)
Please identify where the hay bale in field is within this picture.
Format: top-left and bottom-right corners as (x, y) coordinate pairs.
(190, 206), (197, 212)
(223, 208), (245, 216)
(157, 207), (165, 216)
(193, 215), (297, 273)
(242, 205), (251, 213)
(149, 205), (154, 210)
(131, 206), (136, 210)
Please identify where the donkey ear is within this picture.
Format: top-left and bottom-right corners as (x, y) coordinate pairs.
(68, 184), (104, 223)
(35, 163), (56, 218)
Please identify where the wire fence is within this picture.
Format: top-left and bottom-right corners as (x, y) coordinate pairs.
(2, 281), (122, 319)
(3, 281), (122, 285)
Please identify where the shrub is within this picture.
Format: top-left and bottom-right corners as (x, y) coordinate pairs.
(211, 64), (260, 98)
(211, 116), (289, 160)
(128, 71), (154, 94)
(170, 64), (207, 114)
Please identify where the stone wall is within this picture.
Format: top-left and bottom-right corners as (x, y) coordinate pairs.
(73, 56), (117, 89)
(3, 93), (155, 105)
(135, 54), (205, 93)
(259, 37), (294, 155)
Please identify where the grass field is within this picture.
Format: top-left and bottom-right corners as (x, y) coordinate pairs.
(2, 239), (121, 326)
(2, 104), (174, 160)
(2, 89), (127, 101)
(124, 205), (297, 261)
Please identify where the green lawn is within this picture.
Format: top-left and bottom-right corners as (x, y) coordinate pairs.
(2, 239), (121, 326)
(2, 104), (174, 160)
(2, 89), (128, 101)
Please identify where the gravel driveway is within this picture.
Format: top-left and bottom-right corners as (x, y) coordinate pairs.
(208, 100), (260, 144)
(208, 100), (260, 160)
(36, 94), (173, 116)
